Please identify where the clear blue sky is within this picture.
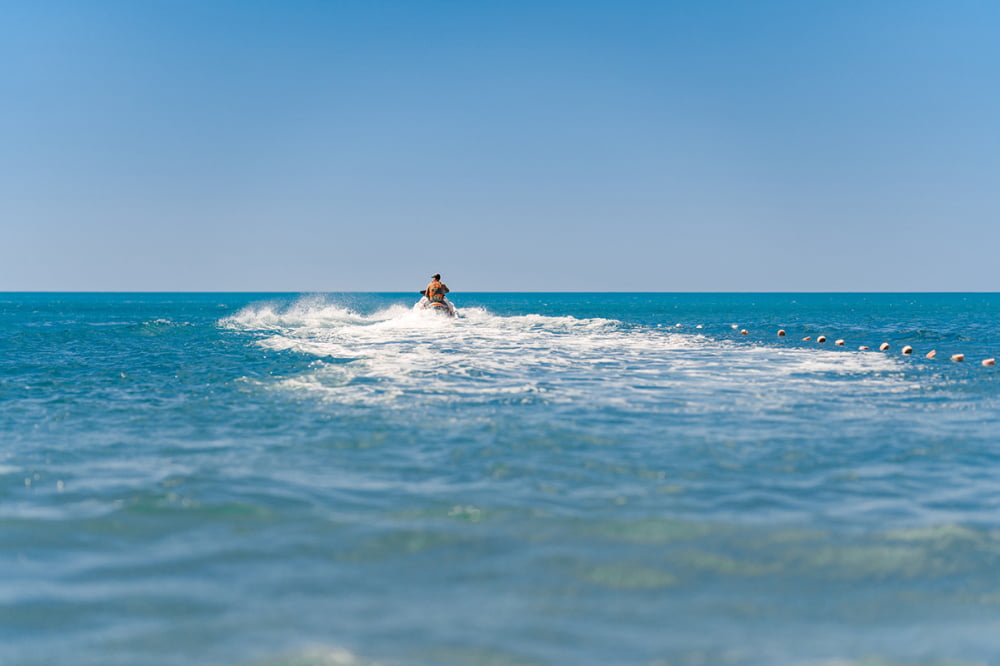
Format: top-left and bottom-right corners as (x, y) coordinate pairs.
(3, 0), (998, 291)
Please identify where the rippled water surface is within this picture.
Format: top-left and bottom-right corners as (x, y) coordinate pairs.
(2, 293), (1000, 666)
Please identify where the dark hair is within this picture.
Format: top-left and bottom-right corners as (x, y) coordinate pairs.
(432, 273), (441, 280)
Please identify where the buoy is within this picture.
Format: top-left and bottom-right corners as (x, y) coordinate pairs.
(951, 353), (964, 362)
(879, 343), (890, 351)
(802, 336), (812, 341)
(740, 329), (749, 335)
(983, 358), (995, 366)
(817, 336), (827, 343)
(835, 339), (845, 346)
(902, 346), (913, 355)
(859, 346), (870, 350)
(777, 329), (786, 337)
(925, 350), (936, 359)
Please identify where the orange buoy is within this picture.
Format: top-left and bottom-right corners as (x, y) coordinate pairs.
(925, 350), (936, 359)
(777, 329), (786, 337)
(835, 339), (845, 346)
(879, 343), (890, 351)
(859, 346), (870, 350)
(802, 336), (812, 341)
(983, 358), (996, 367)
(902, 346), (913, 355)
(951, 353), (965, 362)
(817, 336), (827, 343)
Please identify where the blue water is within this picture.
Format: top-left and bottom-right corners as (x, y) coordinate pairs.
(3, 293), (1000, 666)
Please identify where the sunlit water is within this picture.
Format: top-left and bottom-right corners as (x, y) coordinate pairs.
(3, 293), (1000, 666)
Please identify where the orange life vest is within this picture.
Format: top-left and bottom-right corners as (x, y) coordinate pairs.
(426, 280), (446, 302)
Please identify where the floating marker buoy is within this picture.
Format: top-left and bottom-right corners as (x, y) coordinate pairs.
(802, 336), (812, 341)
(859, 346), (870, 350)
(951, 353), (965, 362)
(983, 358), (996, 366)
(926, 350), (936, 359)
(777, 329), (786, 337)
(879, 343), (890, 351)
(835, 339), (845, 346)
(817, 336), (827, 343)
(740, 329), (749, 335)
(902, 346), (913, 355)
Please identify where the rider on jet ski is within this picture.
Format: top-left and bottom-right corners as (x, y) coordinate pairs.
(418, 273), (456, 316)
(422, 274), (450, 303)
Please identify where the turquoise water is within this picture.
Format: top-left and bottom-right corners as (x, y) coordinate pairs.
(3, 292), (1000, 666)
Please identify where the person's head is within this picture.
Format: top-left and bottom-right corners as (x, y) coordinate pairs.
(432, 273), (441, 281)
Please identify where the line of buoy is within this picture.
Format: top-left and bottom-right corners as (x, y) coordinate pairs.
(744, 328), (996, 367)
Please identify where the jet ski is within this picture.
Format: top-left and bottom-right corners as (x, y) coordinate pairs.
(416, 295), (457, 317)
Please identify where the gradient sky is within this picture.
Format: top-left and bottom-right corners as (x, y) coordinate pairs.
(3, 0), (998, 291)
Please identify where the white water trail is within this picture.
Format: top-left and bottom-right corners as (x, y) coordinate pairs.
(222, 297), (908, 409)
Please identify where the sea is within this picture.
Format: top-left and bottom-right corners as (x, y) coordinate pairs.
(2, 292), (999, 666)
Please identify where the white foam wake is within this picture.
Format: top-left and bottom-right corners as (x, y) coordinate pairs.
(222, 297), (908, 409)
